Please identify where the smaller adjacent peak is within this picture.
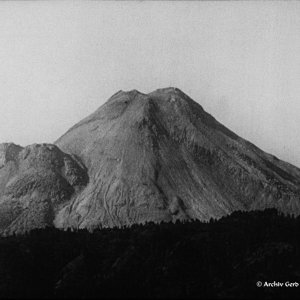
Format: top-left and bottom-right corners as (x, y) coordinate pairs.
(25, 143), (58, 151)
(19, 143), (62, 162)
(0, 143), (23, 167)
(0, 142), (23, 149)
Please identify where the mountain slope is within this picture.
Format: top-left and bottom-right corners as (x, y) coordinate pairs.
(53, 87), (300, 229)
(0, 88), (299, 234)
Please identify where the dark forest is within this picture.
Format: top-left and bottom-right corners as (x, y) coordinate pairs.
(0, 209), (299, 299)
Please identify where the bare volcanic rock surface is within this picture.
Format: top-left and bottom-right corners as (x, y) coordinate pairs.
(0, 87), (299, 234)
(0, 143), (88, 235)
(52, 87), (300, 230)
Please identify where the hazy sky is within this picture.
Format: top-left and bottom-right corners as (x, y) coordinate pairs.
(0, 1), (300, 167)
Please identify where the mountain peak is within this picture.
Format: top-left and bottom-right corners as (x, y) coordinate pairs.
(111, 89), (145, 98)
(110, 87), (186, 99)
(53, 88), (300, 230)
(0, 143), (23, 168)
(151, 86), (182, 94)
(1, 88), (300, 234)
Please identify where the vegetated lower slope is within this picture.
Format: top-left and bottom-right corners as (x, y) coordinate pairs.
(55, 87), (300, 229)
(0, 209), (299, 299)
(0, 143), (88, 235)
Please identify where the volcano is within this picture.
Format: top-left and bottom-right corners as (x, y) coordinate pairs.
(1, 88), (300, 234)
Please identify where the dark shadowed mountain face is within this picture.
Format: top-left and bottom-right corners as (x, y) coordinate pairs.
(1, 88), (300, 234)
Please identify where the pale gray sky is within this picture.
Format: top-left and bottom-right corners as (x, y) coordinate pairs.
(0, 1), (300, 167)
